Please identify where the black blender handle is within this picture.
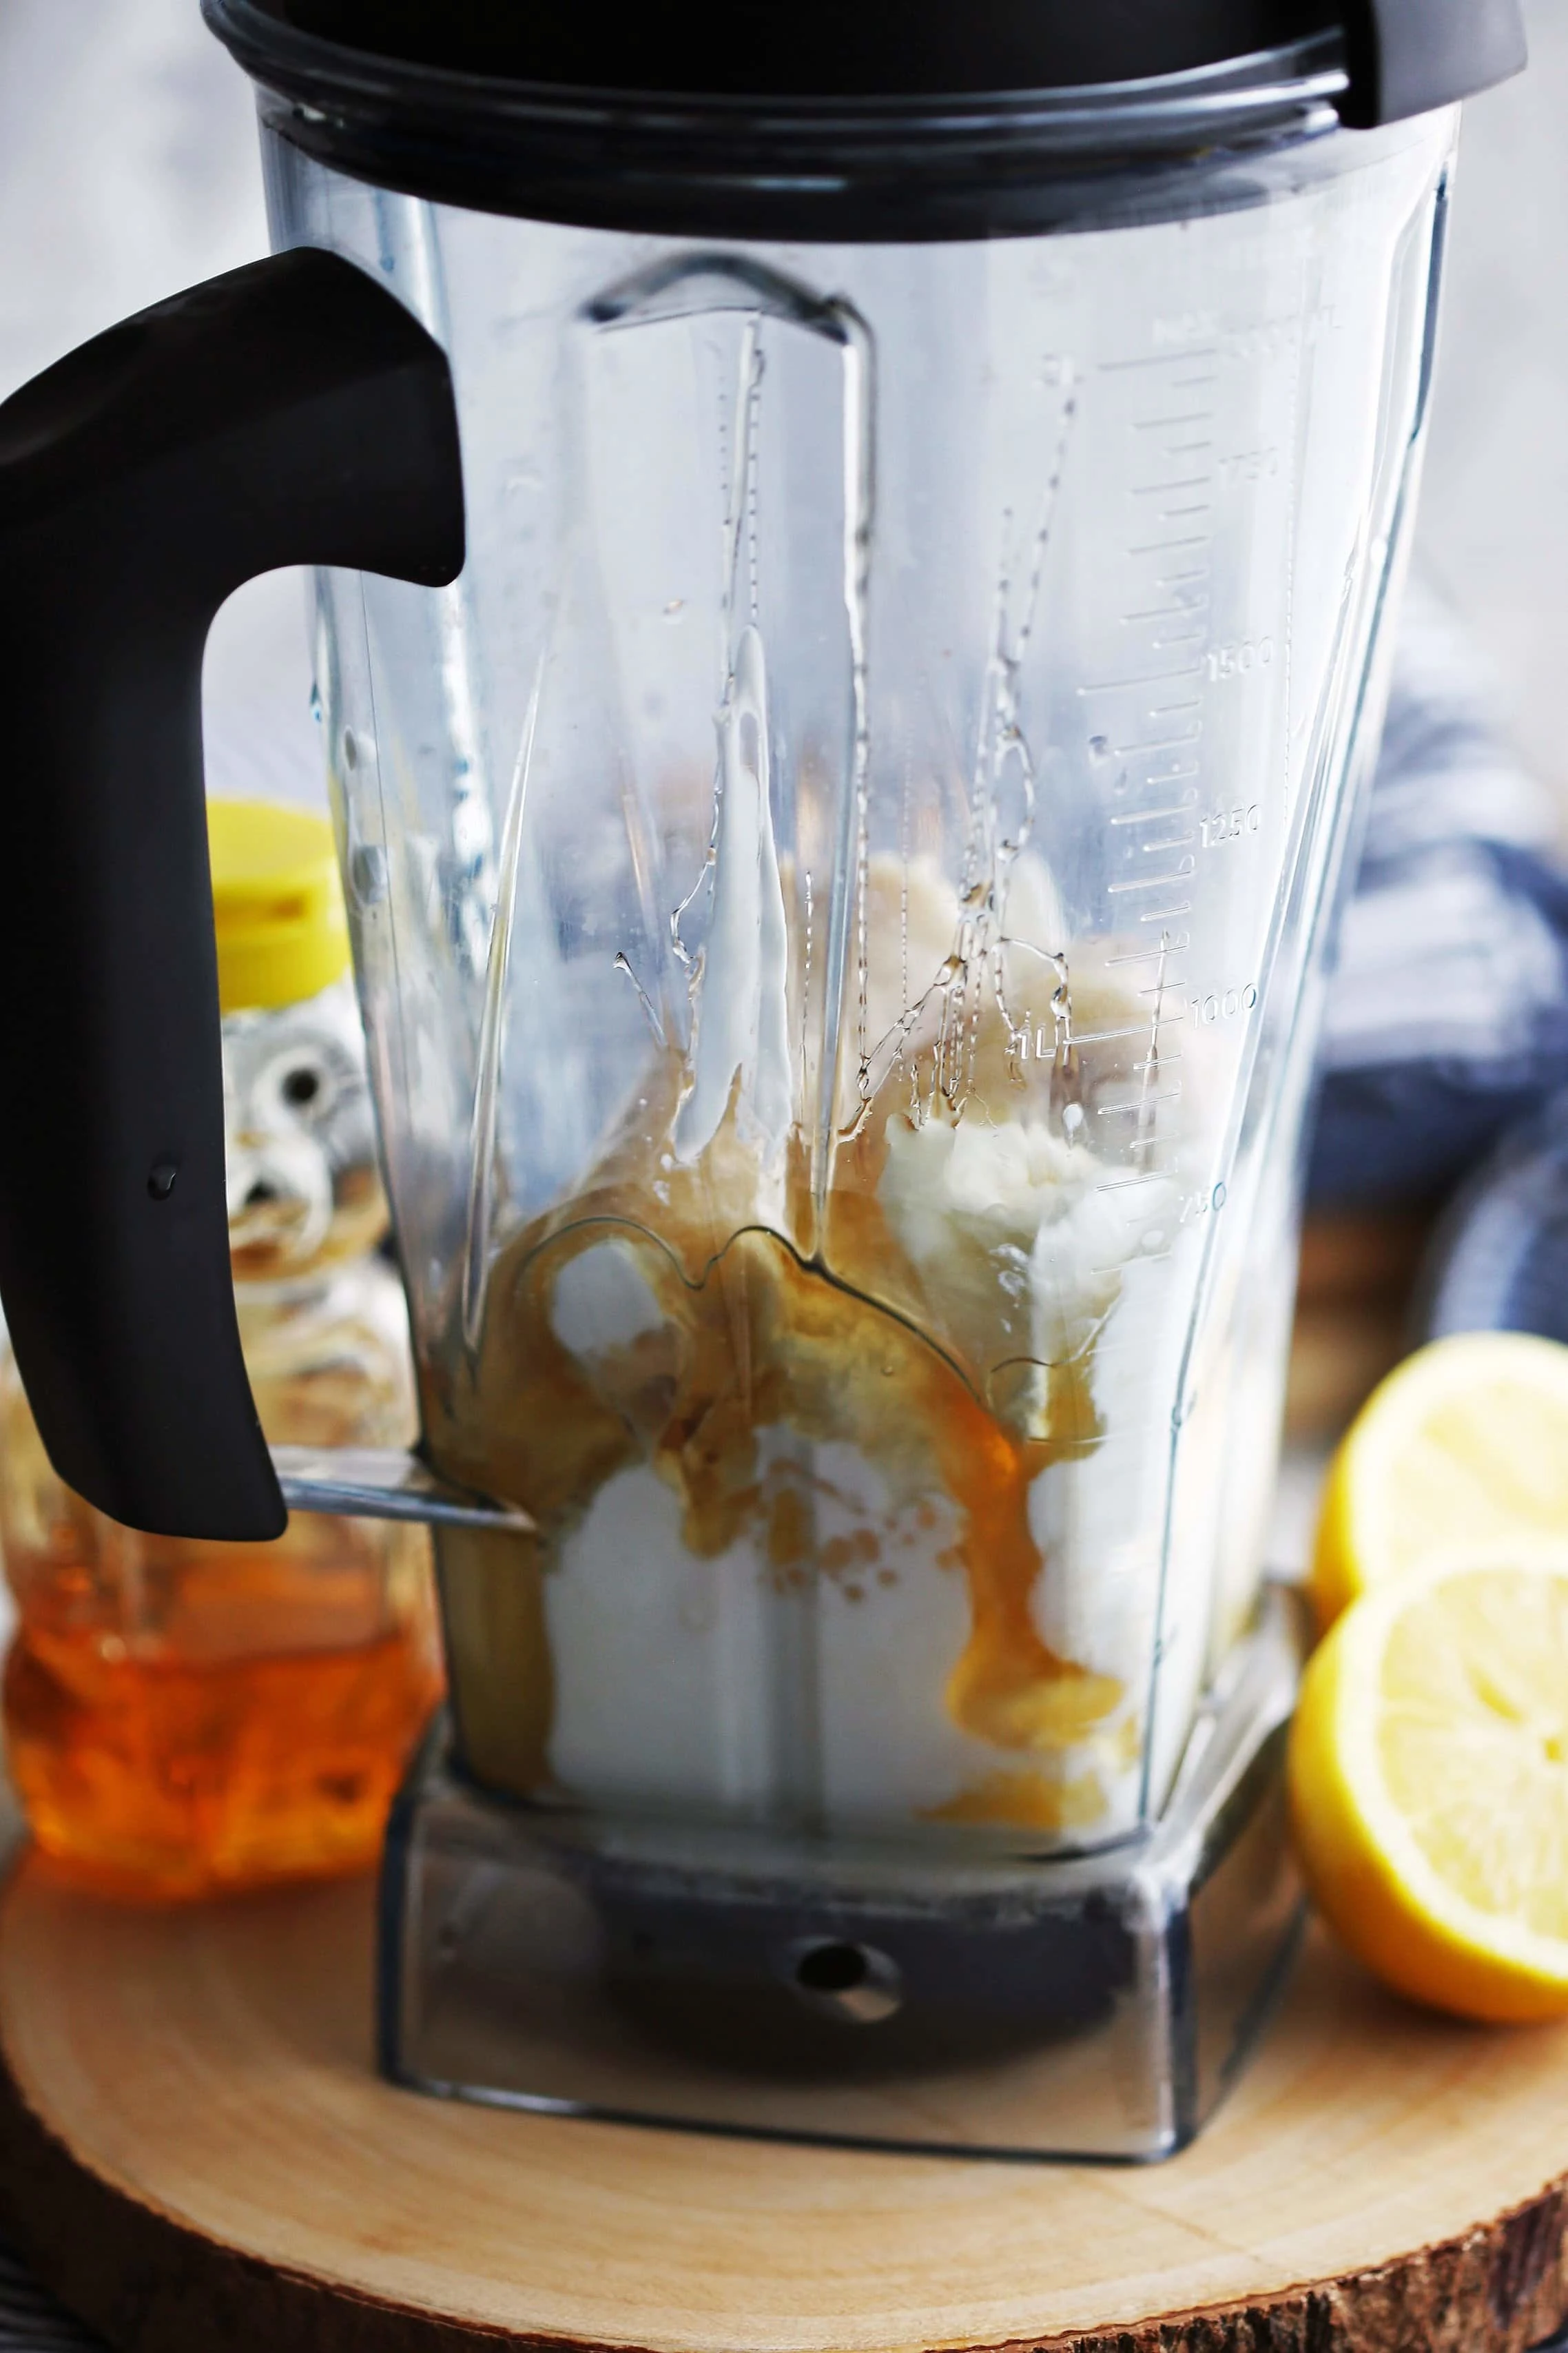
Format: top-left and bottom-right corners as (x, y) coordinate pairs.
(0, 249), (465, 1541)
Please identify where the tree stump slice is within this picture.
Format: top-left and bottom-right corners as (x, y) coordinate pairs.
(0, 1856), (1565, 2353)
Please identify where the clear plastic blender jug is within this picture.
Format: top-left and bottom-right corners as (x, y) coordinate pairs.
(0, 0), (1523, 2157)
(297, 134), (1450, 1852)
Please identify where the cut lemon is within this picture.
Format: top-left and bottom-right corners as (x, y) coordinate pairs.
(1289, 1549), (1568, 2021)
(1310, 1330), (1568, 1630)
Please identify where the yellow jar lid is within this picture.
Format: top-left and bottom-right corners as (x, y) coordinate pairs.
(207, 799), (351, 1014)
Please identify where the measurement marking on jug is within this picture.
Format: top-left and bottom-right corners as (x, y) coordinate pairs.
(1107, 936), (1190, 966)
(1119, 730), (1199, 754)
(1205, 637), (1274, 680)
(1132, 412), (1213, 431)
(1073, 1018), (1181, 1047)
(1139, 902), (1192, 925)
(1111, 800), (1197, 826)
(1219, 447), (1280, 483)
(1129, 764), (1199, 790)
(1108, 866), (1194, 896)
(1097, 1091), (1181, 1118)
(1119, 761), (1200, 790)
(1200, 804), (1261, 847)
(1128, 535), (1211, 557)
(1122, 602), (1210, 624)
(1192, 986), (1257, 1021)
(1131, 477), (1211, 498)
(1098, 348), (1219, 372)
(1079, 666), (1201, 695)
(1097, 1170), (1175, 1193)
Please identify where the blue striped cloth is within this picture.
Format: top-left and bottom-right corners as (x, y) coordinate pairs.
(1309, 580), (1568, 1209)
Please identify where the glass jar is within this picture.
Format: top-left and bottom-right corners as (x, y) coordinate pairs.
(0, 802), (442, 1898)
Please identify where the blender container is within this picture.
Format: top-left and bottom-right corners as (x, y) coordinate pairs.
(0, 0), (1523, 2157)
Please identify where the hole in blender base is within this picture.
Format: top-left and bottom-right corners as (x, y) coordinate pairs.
(789, 1939), (902, 2024)
(796, 1941), (868, 1993)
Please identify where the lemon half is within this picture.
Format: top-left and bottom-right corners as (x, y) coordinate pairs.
(1310, 1331), (1568, 1630)
(1290, 1549), (1568, 2022)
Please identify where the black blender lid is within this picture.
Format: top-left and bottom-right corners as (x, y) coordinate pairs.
(209, 0), (1523, 112)
(203, 0), (1525, 238)
(223, 0), (1335, 96)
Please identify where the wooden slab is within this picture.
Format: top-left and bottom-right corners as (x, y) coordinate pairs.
(0, 1856), (1565, 2353)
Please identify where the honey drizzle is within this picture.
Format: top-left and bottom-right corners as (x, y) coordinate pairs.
(425, 1057), (1124, 1827)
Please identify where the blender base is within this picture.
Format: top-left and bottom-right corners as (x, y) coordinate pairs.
(379, 1587), (1305, 2161)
